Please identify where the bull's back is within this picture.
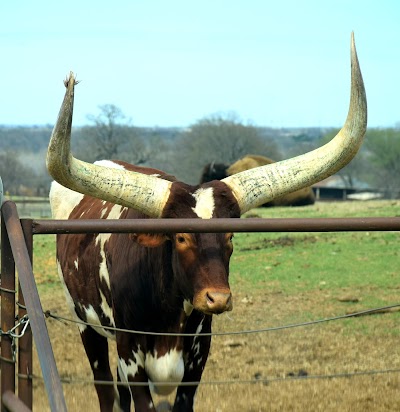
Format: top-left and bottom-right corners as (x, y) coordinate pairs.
(49, 181), (84, 219)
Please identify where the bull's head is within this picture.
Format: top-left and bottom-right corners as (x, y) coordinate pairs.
(47, 33), (367, 315)
(47, 34), (366, 217)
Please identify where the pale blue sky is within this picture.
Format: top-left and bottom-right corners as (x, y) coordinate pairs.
(1, 1), (399, 128)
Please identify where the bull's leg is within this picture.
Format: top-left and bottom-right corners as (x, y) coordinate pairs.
(80, 326), (116, 412)
(116, 333), (156, 412)
(127, 372), (157, 412)
(173, 313), (212, 412)
(116, 364), (132, 411)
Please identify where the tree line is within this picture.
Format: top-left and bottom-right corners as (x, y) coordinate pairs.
(1, 104), (399, 198)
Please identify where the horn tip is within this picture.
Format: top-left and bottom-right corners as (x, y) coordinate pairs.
(63, 72), (80, 88)
(350, 31), (356, 52)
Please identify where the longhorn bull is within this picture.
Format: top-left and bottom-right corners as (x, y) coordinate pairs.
(46, 34), (366, 412)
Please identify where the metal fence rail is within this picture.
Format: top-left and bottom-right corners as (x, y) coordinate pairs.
(32, 216), (400, 234)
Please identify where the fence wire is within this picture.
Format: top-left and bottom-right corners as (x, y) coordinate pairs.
(18, 367), (400, 388)
(23, 301), (400, 389)
(43, 303), (400, 337)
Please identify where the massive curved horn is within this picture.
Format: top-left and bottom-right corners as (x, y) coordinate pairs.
(222, 32), (367, 214)
(46, 73), (172, 218)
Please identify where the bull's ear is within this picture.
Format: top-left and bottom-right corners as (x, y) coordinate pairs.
(130, 233), (168, 248)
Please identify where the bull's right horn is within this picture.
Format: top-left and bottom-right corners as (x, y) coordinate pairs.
(46, 73), (173, 218)
(222, 32), (367, 215)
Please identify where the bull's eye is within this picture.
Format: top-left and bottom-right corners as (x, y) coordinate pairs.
(177, 236), (186, 244)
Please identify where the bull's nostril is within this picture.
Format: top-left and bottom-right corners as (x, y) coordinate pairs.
(206, 292), (215, 304)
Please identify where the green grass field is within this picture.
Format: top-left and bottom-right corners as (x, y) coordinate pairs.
(232, 201), (400, 330)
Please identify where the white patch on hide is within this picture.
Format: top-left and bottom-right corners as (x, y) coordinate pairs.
(119, 346), (145, 381)
(99, 289), (115, 330)
(83, 304), (115, 340)
(96, 233), (112, 289)
(194, 318), (204, 336)
(108, 204), (127, 219)
(74, 258), (78, 270)
(49, 181), (84, 219)
(192, 342), (201, 358)
(183, 299), (193, 316)
(94, 160), (126, 170)
(145, 349), (185, 396)
(191, 318), (204, 358)
(116, 360), (132, 406)
(56, 260), (87, 333)
(95, 203), (126, 290)
(191, 187), (215, 219)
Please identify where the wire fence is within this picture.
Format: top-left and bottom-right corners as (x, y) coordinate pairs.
(17, 367), (400, 388)
(43, 303), (400, 337)
(9, 301), (400, 389)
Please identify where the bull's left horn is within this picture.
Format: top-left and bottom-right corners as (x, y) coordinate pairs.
(222, 32), (367, 214)
(46, 72), (172, 218)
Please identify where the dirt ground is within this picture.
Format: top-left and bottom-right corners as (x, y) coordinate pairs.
(27, 285), (400, 412)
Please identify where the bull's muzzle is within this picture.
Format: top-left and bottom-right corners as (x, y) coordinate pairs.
(194, 288), (233, 314)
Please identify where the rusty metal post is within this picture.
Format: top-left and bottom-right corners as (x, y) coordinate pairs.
(2, 202), (67, 412)
(2, 390), (31, 412)
(1, 209), (16, 411)
(17, 220), (33, 409)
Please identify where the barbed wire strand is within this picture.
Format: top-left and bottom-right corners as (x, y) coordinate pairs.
(13, 304), (400, 392)
(44, 303), (400, 337)
(18, 367), (400, 388)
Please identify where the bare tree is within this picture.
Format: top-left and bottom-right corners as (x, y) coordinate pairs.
(87, 104), (125, 159)
(0, 151), (38, 195)
(74, 105), (149, 164)
(321, 129), (368, 188)
(173, 113), (281, 183)
(364, 128), (400, 197)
